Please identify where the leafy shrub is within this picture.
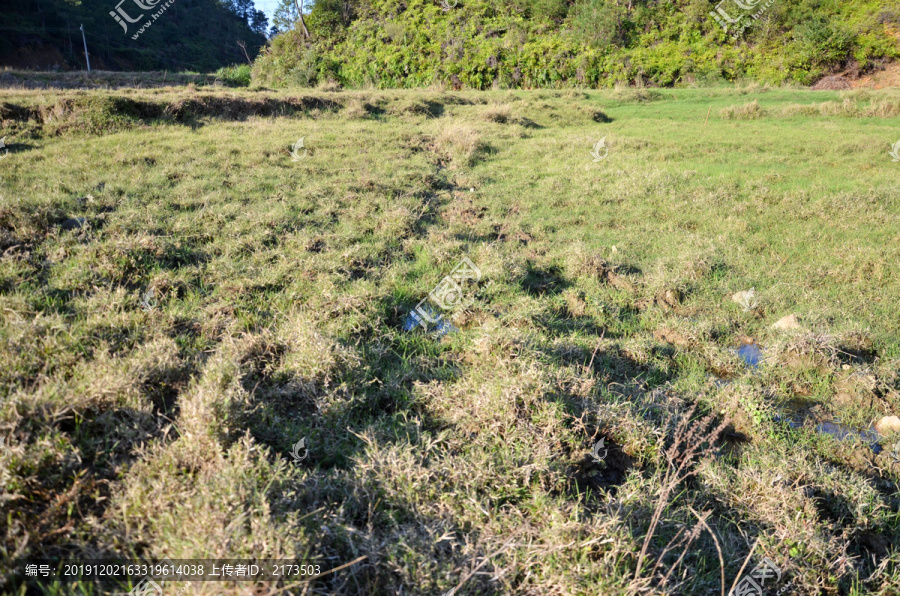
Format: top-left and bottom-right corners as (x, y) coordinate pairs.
(795, 18), (855, 69)
(567, 0), (627, 48)
(253, 29), (340, 87)
(308, 0), (349, 37)
(216, 64), (252, 87)
(527, 0), (570, 21)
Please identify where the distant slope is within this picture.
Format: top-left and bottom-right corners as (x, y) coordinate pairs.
(253, 0), (900, 87)
(0, 0), (267, 72)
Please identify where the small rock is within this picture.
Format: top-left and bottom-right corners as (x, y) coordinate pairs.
(469, 187), (475, 192)
(875, 416), (900, 434)
(772, 313), (801, 330)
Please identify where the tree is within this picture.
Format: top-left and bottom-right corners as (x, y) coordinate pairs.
(294, 0), (311, 39)
(250, 9), (269, 37)
(271, 0), (301, 36)
(0, 0), (268, 71)
(270, 0), (311, 38)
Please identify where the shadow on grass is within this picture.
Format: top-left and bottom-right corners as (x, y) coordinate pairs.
(521, 262), (569, 296)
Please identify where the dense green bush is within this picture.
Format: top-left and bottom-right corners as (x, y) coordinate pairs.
(569, 0), (628, 49)
(251, 0), (900, 88)
(796, 18), (855, 67)
(216, 64), (253, 87)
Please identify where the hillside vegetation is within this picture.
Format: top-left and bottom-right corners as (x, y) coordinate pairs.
(1, 83), (900, 593)
(253, 0), (900, 88)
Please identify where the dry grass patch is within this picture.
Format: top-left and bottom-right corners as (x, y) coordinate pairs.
(433, 119), (485, 167)
(480, 102), (513, 123)
(779, 98), (900, 118)
(720, 100), (767, 120)
(612, 88), (664, 102)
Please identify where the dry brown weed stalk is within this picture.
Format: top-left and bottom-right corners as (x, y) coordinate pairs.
(635, 406), (729, 589)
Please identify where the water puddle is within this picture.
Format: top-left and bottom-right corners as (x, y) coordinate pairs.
(815, 421), (882, 452)
(731, 339), (884, 453)
(737, 343), (763, 368)
(775, 414), (883, 453)
(773, 414), (801, 429)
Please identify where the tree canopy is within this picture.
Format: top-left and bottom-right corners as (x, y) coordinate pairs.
(0, 0), (268, 71)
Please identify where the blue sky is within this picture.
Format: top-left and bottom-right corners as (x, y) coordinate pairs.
(254, 0), (283, 26)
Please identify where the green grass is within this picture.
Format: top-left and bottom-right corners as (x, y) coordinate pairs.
(1, 83), (900, 594)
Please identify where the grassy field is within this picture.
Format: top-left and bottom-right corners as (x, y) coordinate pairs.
(1, 83), (900, 595)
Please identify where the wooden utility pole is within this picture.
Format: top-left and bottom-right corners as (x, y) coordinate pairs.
(79, 24), (91, 72)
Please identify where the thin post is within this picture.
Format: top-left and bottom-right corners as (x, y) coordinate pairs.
(79, 24), (91, 72)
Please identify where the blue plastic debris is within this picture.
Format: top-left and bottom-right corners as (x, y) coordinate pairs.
(402, 310), (423, 332)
